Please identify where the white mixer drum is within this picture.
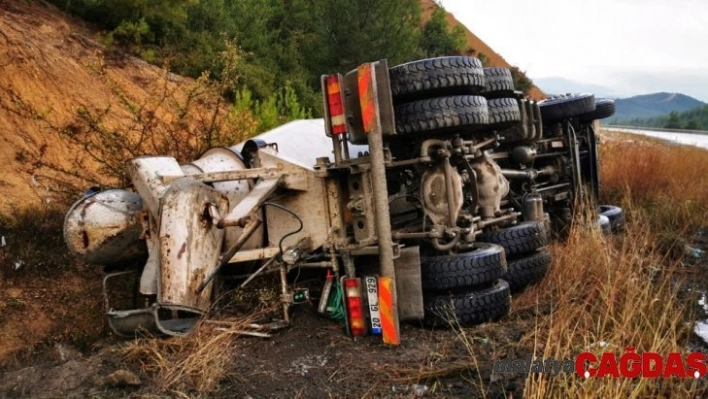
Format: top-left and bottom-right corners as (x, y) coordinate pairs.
(63, 189), (146, 265)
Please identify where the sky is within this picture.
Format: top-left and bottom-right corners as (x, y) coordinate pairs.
(439, 0), (708, 101)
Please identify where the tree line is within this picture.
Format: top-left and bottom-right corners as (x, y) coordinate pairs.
(50, 0), (500, 127)
(611, 105), (708, 131)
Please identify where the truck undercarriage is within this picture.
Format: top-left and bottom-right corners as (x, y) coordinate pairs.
(63, 56), (622, 344)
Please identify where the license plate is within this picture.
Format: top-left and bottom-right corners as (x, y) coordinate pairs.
(364, 276), (382, 335)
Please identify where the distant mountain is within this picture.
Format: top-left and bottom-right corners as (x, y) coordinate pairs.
(608, 92), (704, 123)
(610, 101), (708, 131)
(533, 77), (625, 98)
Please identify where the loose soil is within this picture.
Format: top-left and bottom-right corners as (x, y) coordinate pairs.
(0, 292), (534, 398)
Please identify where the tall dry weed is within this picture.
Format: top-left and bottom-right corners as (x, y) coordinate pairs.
(516, 134), (708, 397)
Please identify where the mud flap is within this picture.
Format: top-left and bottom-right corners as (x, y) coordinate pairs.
(394, 246), (424, 321)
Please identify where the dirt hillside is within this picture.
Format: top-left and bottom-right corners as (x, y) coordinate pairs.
(0, 0), (205, 213)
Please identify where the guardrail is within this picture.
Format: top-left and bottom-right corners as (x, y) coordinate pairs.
(604, 125), (708, 136)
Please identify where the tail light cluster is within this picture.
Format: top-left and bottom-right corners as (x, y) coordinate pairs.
(341, 276), (398, 344)
(324, 74), (347, 135)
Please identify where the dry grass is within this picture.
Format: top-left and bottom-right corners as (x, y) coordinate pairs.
(121, 314), (260, 397)
(450, 134), (708, 397)
(517, 214), (700, 397)
(601, 132), (708, 238)
(523, 134), (708, 396)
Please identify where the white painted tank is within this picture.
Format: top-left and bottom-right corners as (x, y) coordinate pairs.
(64, 189), (146, 265)
(230, 119), (369, 169)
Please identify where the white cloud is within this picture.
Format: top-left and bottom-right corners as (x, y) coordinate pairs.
(439, 0), (708, 100)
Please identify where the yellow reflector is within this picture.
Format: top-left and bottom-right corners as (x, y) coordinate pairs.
(327, 79), (340, 95)
(350, 319), (365, 329)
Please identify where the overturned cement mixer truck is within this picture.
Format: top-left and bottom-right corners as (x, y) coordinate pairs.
(63, 56), (623, 345)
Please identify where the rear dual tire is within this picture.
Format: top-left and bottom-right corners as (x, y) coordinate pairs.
(504, 249), (552, 292)
(420, 243), (511, 327)
(480, 221), (551, 293)
(394, 95), (489, 135)
(423, 279), (511, 327)
(420, 243), (506, 292)
(479, 221), (547, 257)
(389, 56), (485, 101)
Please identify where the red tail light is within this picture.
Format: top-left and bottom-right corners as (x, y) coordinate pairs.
(325, 74), (347, 135)
(343, 277), (366, 336)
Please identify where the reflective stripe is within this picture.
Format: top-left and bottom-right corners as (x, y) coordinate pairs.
(378, 276), (399, 345)
(357, 63), (377, 134)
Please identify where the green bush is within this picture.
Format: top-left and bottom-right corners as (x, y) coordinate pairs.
(48, 0), (480, 115)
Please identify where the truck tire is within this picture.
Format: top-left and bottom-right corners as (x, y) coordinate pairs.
(599, 204), (625, 232)
(478, 221), (548, 257)
(579, 98), (616, 123)
(423, 279), (511, 327)
(539, 93), (596, 123)
(597, 214), (612, 236)
(504, 249), (552, 292)
(487, 97), (521, 129)
(482, 67), (514, 98)
(389, 56), (485, 101)
(420, 243), (507, 292)
(394, 95), (488, 135)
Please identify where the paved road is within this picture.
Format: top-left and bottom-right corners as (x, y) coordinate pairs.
(605, 127), (708, 150)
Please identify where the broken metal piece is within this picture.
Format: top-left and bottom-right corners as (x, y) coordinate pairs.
(103, 271), (200, 338)
(217, 176), (283, 228)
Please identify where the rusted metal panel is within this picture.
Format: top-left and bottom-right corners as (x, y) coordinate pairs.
(347, 171), (377, 244)
(257, 151), (310, 191)
(63, 189), (146, 265)
(324, 176), (347, 248)
(158, 178), (229, 312)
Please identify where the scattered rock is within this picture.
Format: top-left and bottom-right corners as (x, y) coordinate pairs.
(102, 370), (141, 388)
(49, 343), (82, 364)
(685, 244), (706, 259)
(391, 384), (429, 397)
(411, 384), (429, 397)
(289, 355), (328, 376)
(586, 341), (613, 350)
